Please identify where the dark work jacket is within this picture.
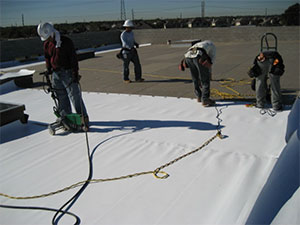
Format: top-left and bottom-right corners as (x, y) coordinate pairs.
(44, 36), (79, 75)
(263, 51), (285, 76)
(248, 51), (285, 78)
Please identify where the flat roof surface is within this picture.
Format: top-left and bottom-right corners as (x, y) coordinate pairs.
(4, 41), (298, 104)
(1, 82), (298, 224)
(0, 41), (299, 224)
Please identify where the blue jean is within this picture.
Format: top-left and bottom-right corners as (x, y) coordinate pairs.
(52, 69), (88, 117)
(185, 57), (211, 100)
(122, 49), (142, 81)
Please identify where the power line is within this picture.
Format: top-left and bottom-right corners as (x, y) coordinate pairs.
(201, 1), (205, 18)
(22, 14), (24, 26)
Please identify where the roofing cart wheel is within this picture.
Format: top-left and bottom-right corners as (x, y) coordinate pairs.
(48, 124), (56, 135)
(82, 125), (89, 132)
(20, 114), (29, 124)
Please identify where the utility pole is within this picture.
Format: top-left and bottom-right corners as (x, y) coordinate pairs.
(22, 14), (24, 26)
(131, 9), (134, 21)
(121, 0), (126, 20)
(265, 8), (267, 17)
(201, 1), (205, 18)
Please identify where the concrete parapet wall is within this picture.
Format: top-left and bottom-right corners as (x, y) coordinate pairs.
(68, 30), (121, 49)
(1, 26), (299, 63)
(134, 26), (300, 44)
(0, 30), (121, 62)
(0, 37), (44, 62)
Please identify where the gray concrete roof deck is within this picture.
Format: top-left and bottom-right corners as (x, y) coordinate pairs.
(20, 40), (299, 104)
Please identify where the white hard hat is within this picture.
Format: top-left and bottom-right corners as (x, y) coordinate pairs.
(37, 22), (54, 41)
(123, 19), (134, 27)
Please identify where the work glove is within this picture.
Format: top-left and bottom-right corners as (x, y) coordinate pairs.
(257, 52), (265, 62)
(179, 59), (186, 71)
(198, 51), (212, 68)
(54, 29), (61, 48)
(135, 43), (139, 48)
(116, 50), (123, 59)
(200, 59), (212, 69)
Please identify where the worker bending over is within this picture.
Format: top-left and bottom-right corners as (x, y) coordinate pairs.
(37, 22), (89, 126)
(183, 40), (216, 107)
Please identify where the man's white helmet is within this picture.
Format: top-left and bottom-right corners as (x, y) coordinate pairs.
(37, 22), (54, 41)
(123, 19), (134, 28)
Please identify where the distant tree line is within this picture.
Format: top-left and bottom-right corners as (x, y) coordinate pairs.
(281, 3), (300, 26)
(0, 3), (298, 40)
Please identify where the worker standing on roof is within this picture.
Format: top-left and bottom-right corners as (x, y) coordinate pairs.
(183, 40), (216, 107)
(253, 52), (284, 111)
(248, 33), (284, 111)
(37, 22), (89, 126)
(120, 19), (144, 83)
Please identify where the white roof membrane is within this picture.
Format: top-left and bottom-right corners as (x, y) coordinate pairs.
(0, 82), (298, 225)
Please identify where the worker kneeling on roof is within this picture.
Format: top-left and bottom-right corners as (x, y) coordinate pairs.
(120, 20), (144, 83)
(183, 40), (216, 107)
(37, 22), (89, 125)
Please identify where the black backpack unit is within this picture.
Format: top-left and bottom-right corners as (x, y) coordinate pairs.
(248, 33), (285, 78)
(269, 51), (285, 76)
(248, 58), (261, 78)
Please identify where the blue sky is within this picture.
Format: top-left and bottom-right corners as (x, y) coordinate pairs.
(0, 0), (298, 27)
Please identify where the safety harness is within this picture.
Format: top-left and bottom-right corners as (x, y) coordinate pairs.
(248, 51), (285, 78)
(248, 33), (285, 78)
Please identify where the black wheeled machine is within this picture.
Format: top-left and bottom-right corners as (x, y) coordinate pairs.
(40, 71), (88, 135)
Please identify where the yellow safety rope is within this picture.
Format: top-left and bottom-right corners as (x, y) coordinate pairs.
(2, 73), (252, 201)
(211, 78), (255, 99)
(0, 131), (222, 200)
(81, 68), (254, 100)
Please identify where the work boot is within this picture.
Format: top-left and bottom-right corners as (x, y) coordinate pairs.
(135, 78), (145, 82)
(255, 103), (265, 109)
(202, 99), (215, 107)
(55, 117), (62, 124)
(273, 105), (283, 112)
(197, 97), (201, 102)
(123, 79), (132, 84)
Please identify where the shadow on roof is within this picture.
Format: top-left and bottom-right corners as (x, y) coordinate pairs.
(88, 119), (223, 133)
